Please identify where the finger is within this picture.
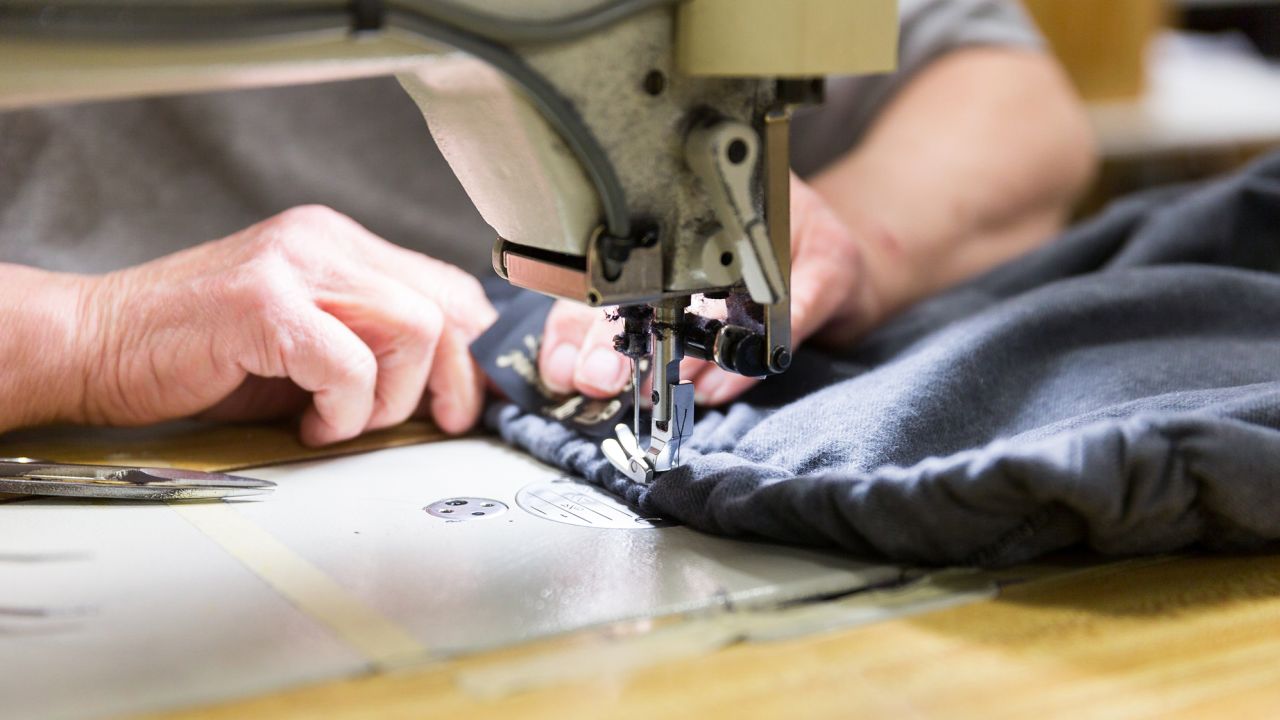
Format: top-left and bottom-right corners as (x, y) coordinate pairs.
(388, 252), (497, 339)
(682, 355), (758, 406)
(321, 212), (499, 339)
(788, 175), (871, 346)
(571, 311), (628, 399)
(681, 356), (711, 381)
(318, 277), (445, 432)
(538, 301), (598, 395)
(789, 255), (850, 343)
(269, 308), (379, 447)
(693, 367), (758, 406)
(275, 210), (492, 434)
(422, 325), (486, 434)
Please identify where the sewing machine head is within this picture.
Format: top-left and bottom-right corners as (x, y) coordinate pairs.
(0, 0), (897, 480)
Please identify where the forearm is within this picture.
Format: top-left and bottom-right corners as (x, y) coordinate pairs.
(811, 47), (1097, 322)
(0, 264), (88, 433)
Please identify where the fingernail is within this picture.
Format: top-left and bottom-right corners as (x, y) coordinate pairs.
(579, 347), (628, 394)
(695, 370), (727, 405)
(543, 343), (578, 394)
(444, 375), (481, 433)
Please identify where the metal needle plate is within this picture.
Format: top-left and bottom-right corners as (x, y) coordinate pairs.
(516, 477), (670, 529)
(424, 497), (509, 521)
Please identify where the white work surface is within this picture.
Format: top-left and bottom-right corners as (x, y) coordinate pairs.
(0, 438), (899, 720)
(1091, 32), (1280, 158)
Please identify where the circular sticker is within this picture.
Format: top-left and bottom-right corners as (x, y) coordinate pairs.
(516, 478), (671, 529)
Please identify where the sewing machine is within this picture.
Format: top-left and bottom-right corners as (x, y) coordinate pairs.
(0, 0), (896, 481)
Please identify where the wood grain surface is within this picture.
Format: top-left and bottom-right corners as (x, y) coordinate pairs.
(151, 552), (1280, 720)
(0, 419), (446, 472)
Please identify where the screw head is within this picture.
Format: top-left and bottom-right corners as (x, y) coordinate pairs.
(642, 69), (666, 96)
(771, 347), (792, 372)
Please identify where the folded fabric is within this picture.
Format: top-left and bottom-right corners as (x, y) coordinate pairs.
(489, 152), (1280, 567)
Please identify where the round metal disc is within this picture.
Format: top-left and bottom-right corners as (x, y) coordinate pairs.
(424, 497), (509, 521)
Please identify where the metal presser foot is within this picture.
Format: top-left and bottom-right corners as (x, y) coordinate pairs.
(602, 303), (694, 484)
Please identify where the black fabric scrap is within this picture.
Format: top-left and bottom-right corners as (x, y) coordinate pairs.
(471, 293), (634, 440)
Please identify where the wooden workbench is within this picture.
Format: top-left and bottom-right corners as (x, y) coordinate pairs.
(154, 552), (1280, 719)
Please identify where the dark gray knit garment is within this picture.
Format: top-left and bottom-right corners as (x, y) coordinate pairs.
(490, 152), (1280, 567)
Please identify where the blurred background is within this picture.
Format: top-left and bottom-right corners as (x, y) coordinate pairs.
(1021, 0), (1280, 211)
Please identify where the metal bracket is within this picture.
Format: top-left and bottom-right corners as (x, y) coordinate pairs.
(493, 229), (666, 307)
(685, 120), (786, 306)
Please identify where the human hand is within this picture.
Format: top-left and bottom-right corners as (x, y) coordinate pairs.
(72, 205), (496, 445)
(537, 174), (883, 406)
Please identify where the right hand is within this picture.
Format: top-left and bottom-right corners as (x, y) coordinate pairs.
(72, 205), (497, 445)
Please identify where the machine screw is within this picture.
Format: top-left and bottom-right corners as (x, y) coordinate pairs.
(424, 497), (509, 521)
(771, 347), (792, 372)
(642, 69), (667, 96)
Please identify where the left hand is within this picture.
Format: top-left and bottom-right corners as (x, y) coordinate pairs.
(537, 174), (886, 406)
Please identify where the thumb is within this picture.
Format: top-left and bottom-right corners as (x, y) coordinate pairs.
(538, 301), (629, 398)
(571, 311), (629, 399)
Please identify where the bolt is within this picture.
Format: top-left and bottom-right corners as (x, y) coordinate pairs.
(642, 69), (666, 96)
(727, 138), (748, 165)
(771, 347), (792, 372)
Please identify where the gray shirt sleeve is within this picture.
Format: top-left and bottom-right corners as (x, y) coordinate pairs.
(791, 0), (1045, 177)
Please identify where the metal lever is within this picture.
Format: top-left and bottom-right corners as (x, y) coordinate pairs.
(686, 120), (785, 306)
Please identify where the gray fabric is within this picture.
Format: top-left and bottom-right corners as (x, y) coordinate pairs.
(491, 152), (1280, 567)
(0, 1), (1039, 273)
(793, 0), (1044, 177)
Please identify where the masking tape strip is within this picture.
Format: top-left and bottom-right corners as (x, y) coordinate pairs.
(171, 502), (429, 670)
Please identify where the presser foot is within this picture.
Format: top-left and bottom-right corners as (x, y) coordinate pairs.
(602, 381), (695, 485)
(602, 424), (656, 484)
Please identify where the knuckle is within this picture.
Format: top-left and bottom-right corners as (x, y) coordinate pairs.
(278, 204), (346, 227)
(256, 205), (354, 253)
(400, 298), (445, 350)
(242, 223), (300, 261)
(221, 257), (296, 316)
(332, 346), (377, 387)
(451, 268), (487, 301)
(417, 256), (475, 294)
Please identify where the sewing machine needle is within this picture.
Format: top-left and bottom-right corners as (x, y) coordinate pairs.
(632, 357), (642, 443)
